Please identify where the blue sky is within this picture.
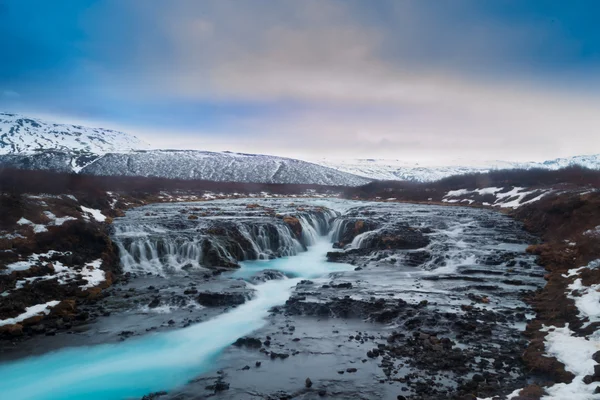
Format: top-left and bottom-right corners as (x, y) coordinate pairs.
(1, 0), (600, 164)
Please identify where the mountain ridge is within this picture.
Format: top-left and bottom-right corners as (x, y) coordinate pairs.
(0, 112), (149, 155)
(1, 111), (599, 184)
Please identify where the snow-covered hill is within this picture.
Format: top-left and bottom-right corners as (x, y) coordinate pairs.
(0, 150), (372, 186)
(313, 156), (600, 182)
(83, 150), (372, 186)
(0, 113), (371, 186)
(0, 113), (149, 155)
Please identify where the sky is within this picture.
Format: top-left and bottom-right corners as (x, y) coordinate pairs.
(1, 0), (600, 165)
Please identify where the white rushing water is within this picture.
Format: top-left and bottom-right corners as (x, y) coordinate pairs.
(112, 202), (339, 275)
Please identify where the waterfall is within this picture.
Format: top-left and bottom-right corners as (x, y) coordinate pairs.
(350, 229), (380, 248)
(329, 218), (346, 243)
(112, 207), (339, 275)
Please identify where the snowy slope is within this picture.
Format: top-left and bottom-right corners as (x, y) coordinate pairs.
(314, 156), (600, 182)
(82, 150), (372, 186)
(0, 112), (149, 155)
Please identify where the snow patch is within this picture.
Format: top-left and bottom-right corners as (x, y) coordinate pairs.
(81, 206), (106, 222)
(442, 187), (551, 209)
(3, 250), (70, 272)
(13, 259), (105, 290)
(565, 260), (600, 328)
(16, 217), (47, 233)
(79, 259), (105, 289)
(44, 211), (77, 226)
(0, 301), (60, 327)
(540, 325), (600, 399)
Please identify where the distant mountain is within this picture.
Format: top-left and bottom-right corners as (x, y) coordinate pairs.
(313, 156), (600, 182)
(1, 112), (598, 186)
(0, 113), (370, 185)
(0, 112), (149, 155)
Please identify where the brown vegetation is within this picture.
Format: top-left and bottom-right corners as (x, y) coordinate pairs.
(0, 168), (343, 198)
(344, 166), (600, 202)
(512, 191), (600, 387)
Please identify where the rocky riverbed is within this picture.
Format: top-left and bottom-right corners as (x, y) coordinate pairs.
(0, 199), (548, 400)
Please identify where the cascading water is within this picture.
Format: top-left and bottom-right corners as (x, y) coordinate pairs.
(113, 206), (339, 275)
(350, 229), (380, 248)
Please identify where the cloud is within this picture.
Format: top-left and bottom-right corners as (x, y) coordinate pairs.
(5, 0), (600, 163)
(112, 0), (585, 103)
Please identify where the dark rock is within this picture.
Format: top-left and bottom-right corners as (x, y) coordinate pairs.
(331, 282), (352, 289)
(141, 391), (168, 400)
(270, 352), (289, 360)
(233, 337), (262, 349)
(148, 297), (161, 308)
(206, 379), (229, 393)
(197, 292), (248, 307)
(250, 269), (287, 284)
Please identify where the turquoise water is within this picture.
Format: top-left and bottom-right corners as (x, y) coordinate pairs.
(0, 238), (351, 400)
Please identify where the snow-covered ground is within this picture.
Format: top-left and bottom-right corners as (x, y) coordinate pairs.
(3, 251), (71, 272)
(540, 324), (600, 399)
(442, 187), (552, 208)
(13, 258), (105, 290)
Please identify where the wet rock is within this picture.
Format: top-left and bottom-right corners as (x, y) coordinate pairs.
(206, 378), (229, 393)
(355, 225), (430, 251)
(250, 269), (287, 284)
(404, 251), (432, 267)
(331, 282), (352, 289)
(333, 219), (379, 248)
(270, 352), (289, 360)
(148, 297), (161, 308)
(283, 216), (302, 239)
(141, 391), (168, 400)
(196, 292), (248, 307)
(305, 378), (312, 388)
(232, 337), (262, 349)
